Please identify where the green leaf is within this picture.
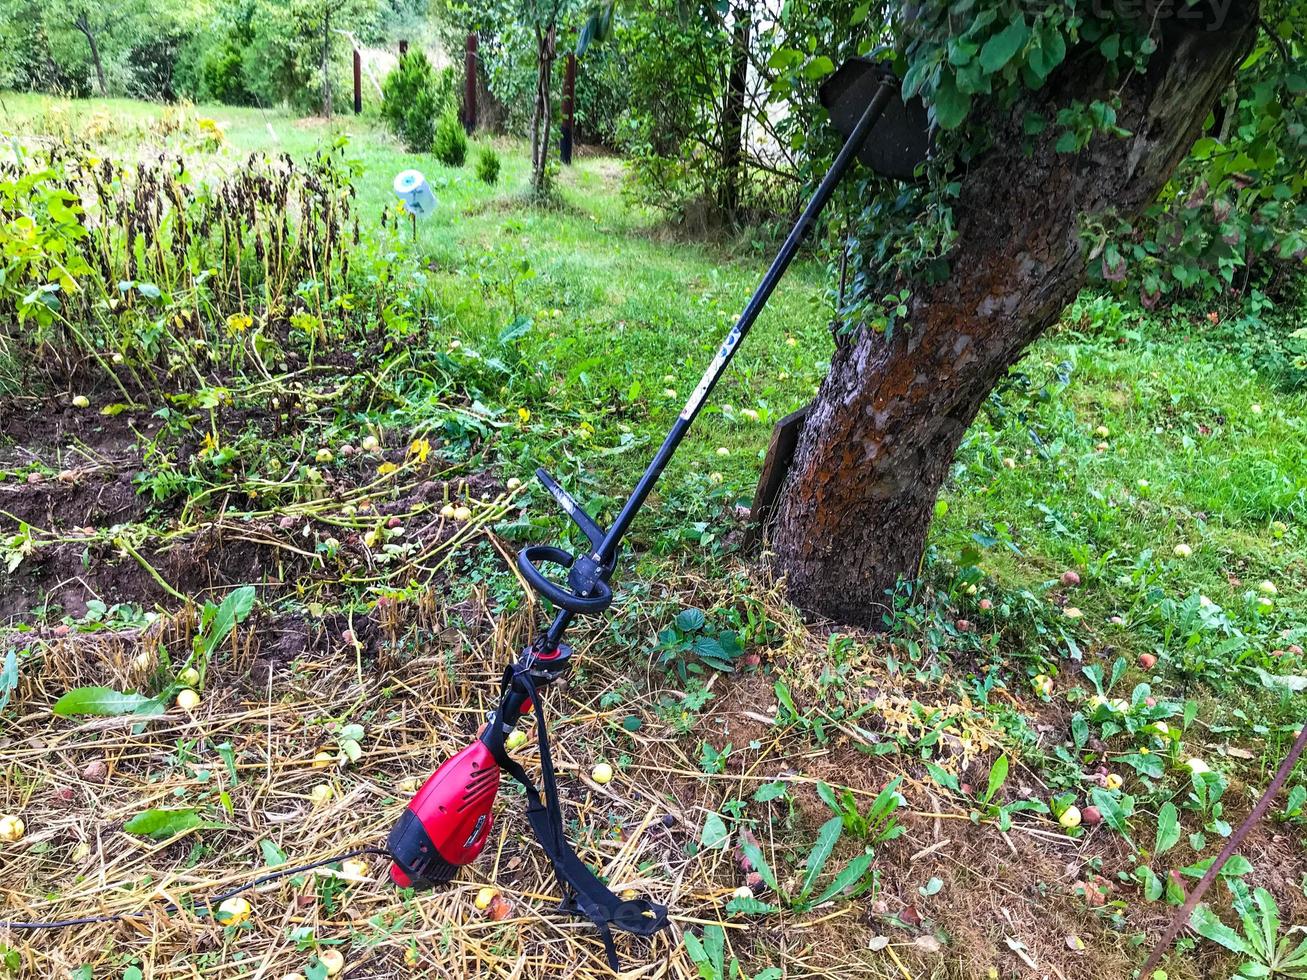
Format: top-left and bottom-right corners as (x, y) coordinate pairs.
(0, 647), (18, 713)
(1154, 802), (1181, 855)
(979, 19), (1030, 73)
(737, 835), (780, 894)
(931, 74), (971, 130)
(1190, 904), (1251, 956)
(675, 607), (706, 632)
(799, 817), (843, 900)
(200, 586), (256, 657)
(122, 808), (205, 839)
(925, 761), (960, 792)
(700, 812), (730, 850)
(803, 56), (836, 80)
(1139, 866), (1164, 902)
(52, 687), (164, 718)
(1089, 789), (1136, 850)
(1182, 855), (1253, 878)
(753, 781), (787, 803)
(813, 851), (875, 904)
(1251, 667), (1307, 692)
(497, 315), (533, 345)
(725, 894), (776, 915)
(984, 754), (1009, 804)
(261, 839), (287, 866)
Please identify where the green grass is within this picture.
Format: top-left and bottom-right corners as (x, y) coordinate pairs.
(4, 91), (1302, 650)
(5, 90), (1307, 978)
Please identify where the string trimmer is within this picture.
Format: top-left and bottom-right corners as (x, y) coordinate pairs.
(385, 58), (924, 970)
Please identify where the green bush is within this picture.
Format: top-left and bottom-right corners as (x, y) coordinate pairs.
(475, 145), (500, 185)
(433, 112), (468, 167)
(382, 50), (442, 152)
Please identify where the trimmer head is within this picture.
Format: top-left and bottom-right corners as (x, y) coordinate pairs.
(388, 741), (500, 888)
(819, 57), (930, 181)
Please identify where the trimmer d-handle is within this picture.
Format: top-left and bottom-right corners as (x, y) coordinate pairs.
(517, 468), (616, 615)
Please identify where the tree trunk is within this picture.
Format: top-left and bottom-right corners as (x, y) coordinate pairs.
(321, 12), (333, 116)
(770, 12), (1258, 627)
(74, 15), (107, 95)
(718, 10), (751, 219)
(530, 25), (557, 197)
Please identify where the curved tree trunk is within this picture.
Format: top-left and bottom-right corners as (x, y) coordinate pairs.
(770, 11), (1258, 627)
(74, 15), (107, 96)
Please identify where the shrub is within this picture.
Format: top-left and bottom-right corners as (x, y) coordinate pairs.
(433, 112), (468, 167)
(382, 51), (442, 152)
(475, 146), (500, 185)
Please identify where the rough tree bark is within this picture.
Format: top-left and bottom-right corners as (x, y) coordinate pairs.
(717, 10), (751, 218)
(770, 9), (1258, 626)
(530, 24), (558, 198)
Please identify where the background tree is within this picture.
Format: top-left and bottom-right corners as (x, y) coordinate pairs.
(766, 0), (1303, 625)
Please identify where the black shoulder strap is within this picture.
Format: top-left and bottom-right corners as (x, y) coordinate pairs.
(485, 666), (669, 971)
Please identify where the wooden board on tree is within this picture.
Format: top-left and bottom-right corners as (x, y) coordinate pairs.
(743, 403), (811, 551)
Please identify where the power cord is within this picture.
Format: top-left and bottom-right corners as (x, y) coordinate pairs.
(1, 845), (393, 931)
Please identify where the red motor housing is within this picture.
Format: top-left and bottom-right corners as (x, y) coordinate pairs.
(388, 741), (500, 888)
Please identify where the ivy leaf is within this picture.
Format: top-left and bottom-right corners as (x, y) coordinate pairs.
(931, 74), (972, 130)
(979, 19), (1030, 73)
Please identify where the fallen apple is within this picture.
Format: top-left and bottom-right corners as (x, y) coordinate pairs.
(1059, 806), (1082, 830)
(1173, 543), (1193, 559)
(176, 688), (200, 711)
(217, 896), (251, 926)
(318, 949), (345, 977)
(591, 762), (614, 785)
(1139, 653), (1157, 670)
(475, 886), (498, 910)
(0, 815), (25, 843)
